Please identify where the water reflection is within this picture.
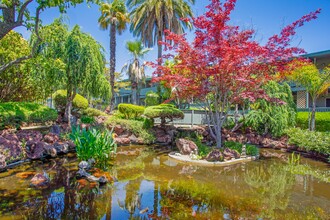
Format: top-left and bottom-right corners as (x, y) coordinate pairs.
(0, 147), (329, 219)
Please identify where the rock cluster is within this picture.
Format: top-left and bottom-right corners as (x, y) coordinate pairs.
(0, 128), (75, 170)
(205, 148), (240, 162)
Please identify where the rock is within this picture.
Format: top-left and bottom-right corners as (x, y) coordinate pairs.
(78, 161), (90, 170)
(17, 130), (43, 142)
(26, 141), (45, 159)
(16, 171), (36, 179)
(114, 137), (131, 145)
(114, 125), (125, 135)
(0, 131), (23, 162)
(223, 148), (240, 160)
(175, 138), (198, 155)
(50, 125), (61, 135)
(30, 173), (50, 188)
(260, 151), (287, 161)
(0, 153), (7, 170)
(43, 133), (59, 144)
(205, 150), (224, 162)
(129, 134), (138, 143)
(156, 134), (172, 144)
(53, 142), (69, 154)
(43, 144), (57, 157)
(98, 176), (108, 184)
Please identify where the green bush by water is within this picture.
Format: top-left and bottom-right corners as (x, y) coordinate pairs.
(70, 126), (117, 168)
(296, 112), (330, 132)
(105, 116), (155, 144)
(118, 104), (145, 119)
(53, 90), (88, 113)
(286, 127), (330, 155)
(224, 141), (259, 156)
(144, 104), (184, 125)
(82, 107), (107, 117)
(0, 102), (57, 128)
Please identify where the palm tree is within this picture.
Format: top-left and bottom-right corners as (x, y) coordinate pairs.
(122, 40), (151, 105)
(127, 0), (195, 63)
(99, 0), (130, 111)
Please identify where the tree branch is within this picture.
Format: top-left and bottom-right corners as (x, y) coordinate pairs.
(17, 0), (33, 24)
(0, 6), (43, 74)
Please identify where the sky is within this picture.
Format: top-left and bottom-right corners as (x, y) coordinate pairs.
(16, 0), (330, 78)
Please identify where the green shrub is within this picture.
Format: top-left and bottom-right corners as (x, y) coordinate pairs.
(82, 107), (107, 117)
(245, 81), (296, 137)
(53, 90), (88, 113)
(296, 112), (330, 132)
(80, 115), (95, 124)
(0, 102), (57, 128)
(144, 104), (184, 126)
(145, 91), (160, 106)
(70, 126), (117, 169)
(105, 116), (155, 144)
(142, 117), (154, 129)
(286, 127), (330, 155)
(224, 141), (259, 156)
(118, 104), (145, 119)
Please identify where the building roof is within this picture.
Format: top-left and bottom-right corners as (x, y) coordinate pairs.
(302, 50), (330, 59)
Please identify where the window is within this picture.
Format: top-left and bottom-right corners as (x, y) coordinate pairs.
(326, 99), (330, 107)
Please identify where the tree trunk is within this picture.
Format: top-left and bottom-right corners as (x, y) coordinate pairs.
(131, 81), (137, 105)
(109, 24), (116, 111)
(156, 30), (163, 100)
(310, 98), (316, 131)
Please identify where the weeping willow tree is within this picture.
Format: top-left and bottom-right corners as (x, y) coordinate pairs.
(245, 81), (296, 137)
(122, 40), (151, 105)
(33, 20), (109, 126)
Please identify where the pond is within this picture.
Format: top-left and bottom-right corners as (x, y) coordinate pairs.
(0, 146), (329, 219)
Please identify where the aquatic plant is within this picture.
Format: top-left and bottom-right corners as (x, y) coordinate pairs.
(70, 126), (117, 168)
(286, 153), (330, 183)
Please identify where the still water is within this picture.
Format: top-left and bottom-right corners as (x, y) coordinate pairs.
(0, 145), (329, 220)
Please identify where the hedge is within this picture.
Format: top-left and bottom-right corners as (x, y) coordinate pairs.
(118, 104), (145, 119)
(53, 90), (88, 113)
(296, 112), (330, 132)
(0, 102), (57, 128)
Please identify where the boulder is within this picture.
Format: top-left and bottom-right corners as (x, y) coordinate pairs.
(0, 153), (6, 170)
(26, 141), (45, 159)
(205, 150), (224, 162)
(223, 148), (240, 160)
(43, 144), (57, 158)
(114, 125), (125, 135)
(115, 137), (131, 145)
(175, 138), (198, 155)
(78, 161), (90, 170)
(0, 131), (22, 162)
(156, 135), (172, 144)
(17, 130), (43, 142)
(53, 142), (69, 154)
(30, 173), (50, 188)
(50, 124), (61, 135)
(43, 133), (59, 144)
(129, 134), (138, 143)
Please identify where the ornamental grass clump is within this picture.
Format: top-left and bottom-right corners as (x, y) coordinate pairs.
(70, 126), (117, 168)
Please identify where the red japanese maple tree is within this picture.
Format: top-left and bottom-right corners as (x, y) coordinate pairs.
(151, 0), (320, 148)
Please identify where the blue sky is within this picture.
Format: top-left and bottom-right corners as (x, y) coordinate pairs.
(16, 0), (330, 78)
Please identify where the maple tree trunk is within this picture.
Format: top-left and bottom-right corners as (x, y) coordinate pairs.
(109, 24), (116, 112)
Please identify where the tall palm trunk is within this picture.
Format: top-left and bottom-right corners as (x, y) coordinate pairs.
(109, 24), (116, 111)
(156, 30), (163, 100)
